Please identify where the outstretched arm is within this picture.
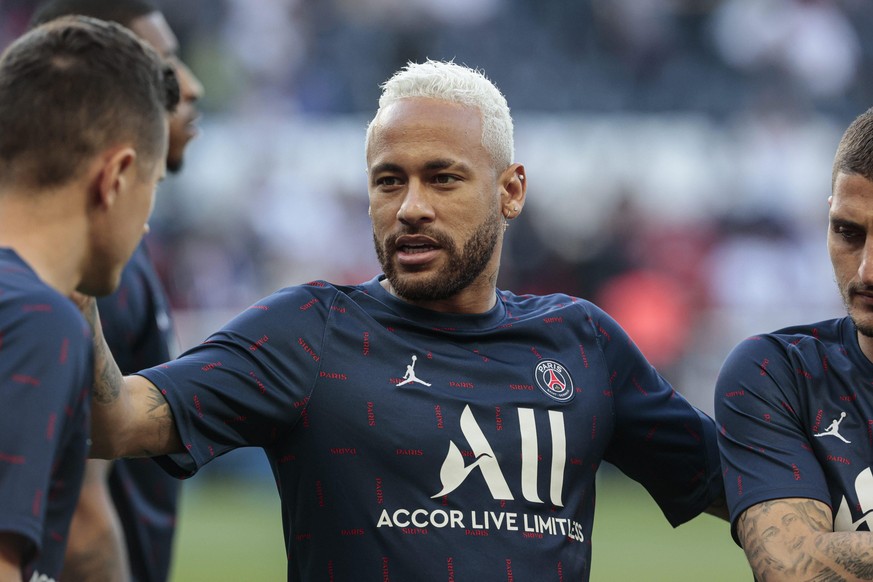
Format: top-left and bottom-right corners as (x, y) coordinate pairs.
(61, 460), (129, 582)
(738, 498), (873, 581)
(77, 296), (183, 459)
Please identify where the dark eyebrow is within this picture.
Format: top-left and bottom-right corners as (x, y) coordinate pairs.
(423, 159), (456, 171)
(830, 216), (863, 230)
(369, 159), (472, 175)
(369, 162), (403, 175)
(424, 159), (472, 174)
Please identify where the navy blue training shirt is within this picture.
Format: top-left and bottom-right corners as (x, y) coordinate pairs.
(141, 276), (721, 581)
(716, 317), (873, 543)
(0, 248), (91, 582)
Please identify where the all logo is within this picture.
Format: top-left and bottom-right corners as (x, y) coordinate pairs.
(534, 360), (575, 402)
(432, 405), (567, 506)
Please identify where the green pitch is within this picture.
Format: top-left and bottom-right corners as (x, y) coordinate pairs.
(170, 470), (751, 581)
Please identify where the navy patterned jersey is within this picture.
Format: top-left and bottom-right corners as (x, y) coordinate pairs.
(0, 248), (91, 582)
(142, 276), (721, 581)
(97, 241), (179, 582)
(716, 316), (873, 542)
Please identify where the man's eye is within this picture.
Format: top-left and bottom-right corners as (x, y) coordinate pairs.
(835, 226), (862, 240)
(434, 174), (458, 185)
(376, 176), (400, 187)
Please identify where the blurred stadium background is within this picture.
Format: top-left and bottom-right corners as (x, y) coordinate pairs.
(5, 0), (872, 578)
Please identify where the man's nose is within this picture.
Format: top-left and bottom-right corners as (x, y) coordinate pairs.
(397, 181), (435, 226)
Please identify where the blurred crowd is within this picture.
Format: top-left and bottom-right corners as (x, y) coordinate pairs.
(2, 0), (869, 412)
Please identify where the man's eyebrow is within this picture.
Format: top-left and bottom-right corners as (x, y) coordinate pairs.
(370, 162), (403, 175)
(830, 216), (863, 229)
(424, 159), (472, 173)
(423, 159), (455, 171)
(369, 159), (473, 175)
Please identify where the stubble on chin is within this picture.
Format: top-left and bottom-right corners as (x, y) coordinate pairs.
(852, 314), (873, 338)
(842, 285), (873, 337)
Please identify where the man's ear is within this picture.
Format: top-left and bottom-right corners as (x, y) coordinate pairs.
(500, 163), (527, 220)
(92, 146), (137, 210)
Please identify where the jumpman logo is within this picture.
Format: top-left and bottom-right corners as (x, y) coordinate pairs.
(397, 355), (431, 387)
(814, 411), (851, 444)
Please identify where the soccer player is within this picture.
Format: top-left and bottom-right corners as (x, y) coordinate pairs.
(84, 59), (725, 580)
(28, 1), (204, 580)
(0, 16), (177, 582)
(715, 106), (873, 580)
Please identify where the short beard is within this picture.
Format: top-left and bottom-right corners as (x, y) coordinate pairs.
(374, 209), (502, 303)
(850, 311), (873, 338)
(842, 282), (873, 337)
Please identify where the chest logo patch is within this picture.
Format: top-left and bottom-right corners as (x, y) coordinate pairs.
(397, 354), (431, 387)
(534, 360), (575, 402)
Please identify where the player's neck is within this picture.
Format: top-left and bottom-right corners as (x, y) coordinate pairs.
(0, 188), (88, 295)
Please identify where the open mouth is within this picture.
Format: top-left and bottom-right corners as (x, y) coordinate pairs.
(393, 235), (443, 266)
(399, 243), (437, 254)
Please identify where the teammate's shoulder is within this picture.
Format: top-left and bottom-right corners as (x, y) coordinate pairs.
(756, 317), (845, 347)
(0, 285), (87, 345)
(771, 317), (843, 338)
(725, 318), (846, 364)
(0, 250), (39, 291)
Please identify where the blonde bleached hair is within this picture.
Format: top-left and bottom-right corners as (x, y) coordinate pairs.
(366, 59), (514, 170)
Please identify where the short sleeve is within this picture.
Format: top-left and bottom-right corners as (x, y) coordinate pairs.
(592, 305), (722, 526)
(142, 286), (331, 477)
(0, 296), (91, 555)
(714, 336), (830, 541)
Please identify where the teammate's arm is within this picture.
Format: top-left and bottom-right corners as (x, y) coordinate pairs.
(61, 460), (129, 582)
(76, 295), (183, 459)
(0, 533), (26, 582)
(737, 497), (873, 581)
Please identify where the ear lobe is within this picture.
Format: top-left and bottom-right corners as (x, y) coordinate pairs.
(501, 163), (527, 219)
(94, 147), (137, 210)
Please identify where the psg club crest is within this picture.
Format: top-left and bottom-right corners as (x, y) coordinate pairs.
(534, 360), (575, 402)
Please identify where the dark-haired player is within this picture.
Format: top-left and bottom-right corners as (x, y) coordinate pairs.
(717, 106), (873, 581)
(29, 1), (203, 580)
(0, 16), (177, 582)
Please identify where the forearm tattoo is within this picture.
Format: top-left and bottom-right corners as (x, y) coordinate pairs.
(81, 299), (124, 406)
(738, 499), (873, 581)
(139, 386), (176, 458)
(817, 534), (873, 579)
(93, 338), (123, 405)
